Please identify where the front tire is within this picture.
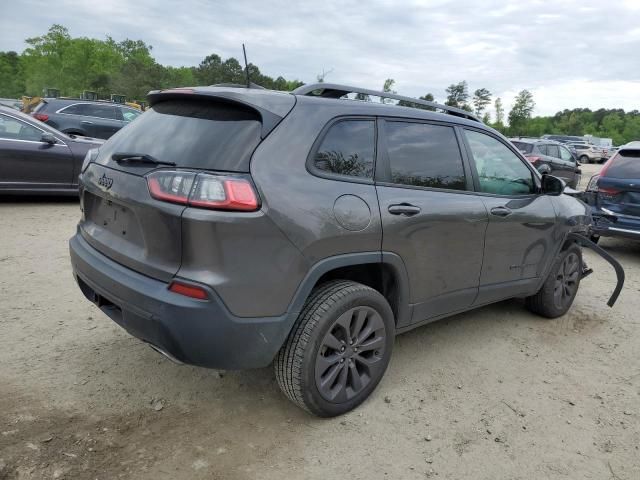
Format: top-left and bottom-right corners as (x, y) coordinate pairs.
(526, 244), (582, 318)
(579, 155), (590, 164)
(275, 280), (394, 417)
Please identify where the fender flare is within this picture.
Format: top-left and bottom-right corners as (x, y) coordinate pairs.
(285, 251), (412, 327)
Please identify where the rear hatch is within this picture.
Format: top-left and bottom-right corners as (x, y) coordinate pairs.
(597, 146), (640, 218)
(78, 88), (295, 282)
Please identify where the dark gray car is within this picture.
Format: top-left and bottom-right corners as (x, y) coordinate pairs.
(69, 84), (623, 417)
(511, 138), (581, 188)
(0, 106), (103, 194)
(33, 98), (141, 139)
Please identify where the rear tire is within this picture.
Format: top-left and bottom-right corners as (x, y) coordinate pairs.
(275, 280), (394, 417)
(526, 244), (582, 318)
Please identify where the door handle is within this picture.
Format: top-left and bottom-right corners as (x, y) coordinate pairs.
(81, 120), (94, 125)
(388, 203), (421, 216)
(490, 206), (512, 217)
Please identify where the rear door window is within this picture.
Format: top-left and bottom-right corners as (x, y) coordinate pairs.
(546, 145), (560, 158)
(313, 120), (375, 179)
(83, 104), (118, 120)
(96, 99), (263, 172)
(382, 121), (466, 190)
(464, 129), (535, 195)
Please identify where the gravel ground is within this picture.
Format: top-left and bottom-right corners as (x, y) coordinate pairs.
(1, 163), (639, 479)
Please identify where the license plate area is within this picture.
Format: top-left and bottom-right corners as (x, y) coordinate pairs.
(85, 192), (141, 242)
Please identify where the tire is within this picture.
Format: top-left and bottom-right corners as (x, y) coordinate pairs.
(589, 234), (600, 244)
(275, 280), (394, 417)
(579, 155), (590, 164)
(526, 244), (582, 319)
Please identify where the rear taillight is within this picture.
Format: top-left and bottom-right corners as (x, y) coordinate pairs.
(33, 113), (49, 122)
(525, 155), (541, 164)
(81, 148), (100, 173)
(168, 280), (208, 300)
(598, 187), (620, 201)
(146, 170), (259, 212)
(586, 174), (600, 192)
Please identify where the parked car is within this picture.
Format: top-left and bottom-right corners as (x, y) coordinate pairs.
(69, 83), (622, 417)
(32, 98), (142, 140)
(584, 141), (640, 242)
(569, 142), (607, 164)
(542, 134), (584, 144)
(510, 138), (581, 188)
(0, 106), (103, 194)
(0, 98), (22, 111)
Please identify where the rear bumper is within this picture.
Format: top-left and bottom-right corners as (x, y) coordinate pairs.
(69, 232), (293, 369)
(591, 210), (640, 241)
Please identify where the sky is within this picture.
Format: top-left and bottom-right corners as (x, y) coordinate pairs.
(1, 0), (639, 117)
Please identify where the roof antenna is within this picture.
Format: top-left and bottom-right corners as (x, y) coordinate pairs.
(242, 44), (251, 88)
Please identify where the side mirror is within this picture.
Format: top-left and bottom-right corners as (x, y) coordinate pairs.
(41, 132), (57, 144)
(541, 174), (565, 196)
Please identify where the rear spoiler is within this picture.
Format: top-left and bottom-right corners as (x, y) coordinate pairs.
(147, 87), (296, 138)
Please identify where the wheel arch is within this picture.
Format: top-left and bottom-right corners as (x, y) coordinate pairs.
(287, 252), (411, 327)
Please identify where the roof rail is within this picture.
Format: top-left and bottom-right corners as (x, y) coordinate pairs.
(292, 83), (481, 122)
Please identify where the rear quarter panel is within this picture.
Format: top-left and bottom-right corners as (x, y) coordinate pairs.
(250, 101), (383, 265)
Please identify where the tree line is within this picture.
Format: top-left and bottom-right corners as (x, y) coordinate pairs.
(1, 25), (638, 145)
(0, 24), (303, 102)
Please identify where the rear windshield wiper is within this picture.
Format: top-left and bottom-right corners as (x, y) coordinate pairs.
(112, 152), (176, 166)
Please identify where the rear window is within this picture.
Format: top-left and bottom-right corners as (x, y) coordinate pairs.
(97, 99), (262, 172)
(511, 141), (533, 154)
(605, 150), (640, 178)
(313, 120), (375, 179)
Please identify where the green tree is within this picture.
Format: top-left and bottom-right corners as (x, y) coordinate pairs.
(0, 51), (24, 97)
(472, 88), (492, 116)
(508, 90), (535, 135)
(445, 81), (469, 109)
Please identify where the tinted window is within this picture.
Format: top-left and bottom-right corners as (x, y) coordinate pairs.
(511, 141), (533, 154)
(605, 150), (640, 178)
(546, 145), (560, 158)
(0, 114), (43, 141)
(60, 104), (85, 115)
(314, 120), (375, 178)
(384, 121), (466, 190)
(96, 99), (262, 172)
(464, 130), (535, 195)
(83, 104), (117, 119)
(537, 144), (548, 155)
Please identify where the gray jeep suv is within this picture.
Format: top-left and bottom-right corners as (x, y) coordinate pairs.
(69, 84), (623, 417)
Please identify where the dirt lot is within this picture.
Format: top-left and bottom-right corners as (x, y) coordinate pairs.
(1, 163), (639, 479)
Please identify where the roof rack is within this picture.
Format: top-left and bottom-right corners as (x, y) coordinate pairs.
(292, 83), (481, 122)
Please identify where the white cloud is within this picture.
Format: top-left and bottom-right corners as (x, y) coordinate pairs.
(1, 0), (638, 116)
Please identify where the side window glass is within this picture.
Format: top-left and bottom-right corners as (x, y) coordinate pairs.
(559, 146), (573, 162)
(464, 129), (535, 195)
(547, 145), (560, 158)
(61, 104), (86, 115)
(83, 104), (116, 120)
(537, 144), (548, 155)
(384, 121), (466, 190)
(0, 114), (42, 141)
(313, 120), (375, 178)
(121, 108), (141, 122)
